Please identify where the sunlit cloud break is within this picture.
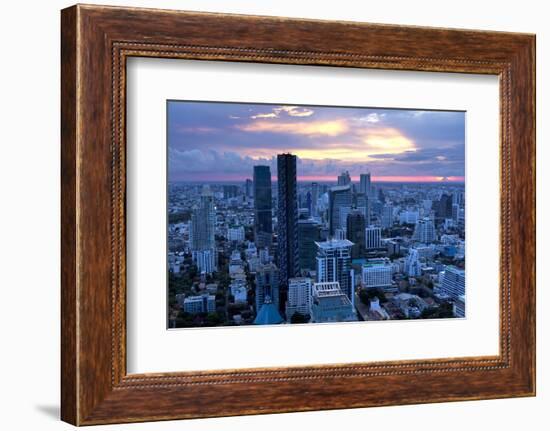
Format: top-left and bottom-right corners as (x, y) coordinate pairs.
(233, 124), (415, 161)
(237, 119), (349, 137)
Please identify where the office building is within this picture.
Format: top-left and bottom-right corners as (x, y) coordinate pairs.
(277, 153), (300, 291)
(223, 185), (239, 199)
(452, 203), (460, 223)
(253, 165), (273, 248)
(190, 185), (216, 251)
(315, 239), (354, 302)
(328, 185), (352, 236)
(405, 248), (422, 277)
(381, 204), (394, 228)
(193, 249), (216, 275)
(441, 265), (466, 301)
(338, 205), (352, 231)
(285, 277), (313, 320)
(365, 225), (382, 250)
(453, 191), (465, 206)
(413, 217), (436, 243)
(359, 172), (371, 196)
(362, 258), (392, 288)
(355, 192), (371, 225)
(190, 185), (217, 274)
(183, 294), (216, 314)
(346, 209), (366, 259)
(310, 282), (357, 323)
(436, 193), (453, 220)
(297, 219), (321, 271)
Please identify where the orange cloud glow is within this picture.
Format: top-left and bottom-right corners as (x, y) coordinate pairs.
(234, 119), (418, 163)
(358, 128), (416, 154)
(237, 119), (349, 137)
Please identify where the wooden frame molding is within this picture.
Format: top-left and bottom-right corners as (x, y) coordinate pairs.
(61, 4), (535, 426)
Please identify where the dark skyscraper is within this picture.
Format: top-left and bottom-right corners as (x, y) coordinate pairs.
(298, 219), (321, 271)
(346, 209), (366, 259)
(253, 166), (273, 248)
(223, 185), (239, 199)
(355, 192), (371, 226)
(436, 193), (453, 220)
(277, 154), (299, 299)
(328, 185), (352, 236)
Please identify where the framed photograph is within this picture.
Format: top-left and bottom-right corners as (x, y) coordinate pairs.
(61, 4), (536, 425)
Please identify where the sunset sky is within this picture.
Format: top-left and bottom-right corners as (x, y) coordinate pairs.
(167, 101), (465, 183)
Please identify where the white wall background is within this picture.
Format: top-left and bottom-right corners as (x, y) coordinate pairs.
(0, 0), (546, 429)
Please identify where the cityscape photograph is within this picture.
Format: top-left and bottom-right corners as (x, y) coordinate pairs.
(167, 100), (466, 328)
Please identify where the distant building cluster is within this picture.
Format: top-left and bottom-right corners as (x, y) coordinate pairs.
(168, 154), (466, 328)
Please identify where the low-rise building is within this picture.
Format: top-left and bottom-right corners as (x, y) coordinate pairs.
(183, 294), (216, 314)
(285, 277), (313, 321)
(310, 282), (357, 323)
(362, 258), (392, 288)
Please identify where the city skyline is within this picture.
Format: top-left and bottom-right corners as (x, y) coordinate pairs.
(167, 101), (466, 329)
(168, 101), (465, 183)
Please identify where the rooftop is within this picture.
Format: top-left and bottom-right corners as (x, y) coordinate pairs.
(329, 185), (351, 192)
(253, 300), (284, 325)
(363, 258), (391, 268)
(315, 239), (354, 249)
(312, 282), (344, 297)
(445, 265), (465, 275)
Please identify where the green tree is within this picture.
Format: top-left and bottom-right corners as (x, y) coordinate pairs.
(290, 312), (310, 324)
(205, 312), (223, 326)
(358, 289), (371, 308)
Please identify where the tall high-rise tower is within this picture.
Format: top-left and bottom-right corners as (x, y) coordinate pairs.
(346, 209), (366, 259)
(253, 166), (273, 248)
(355, 192), (371, 226)
(328, 185), (352, 236)
(436, 193), (453, 220)
(189, 185), (217, 273)
(297, 218), (321, 271)
(277, 154), (299, 297)
(359, 173), (372, 197)
(381, 204), (394, 228)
